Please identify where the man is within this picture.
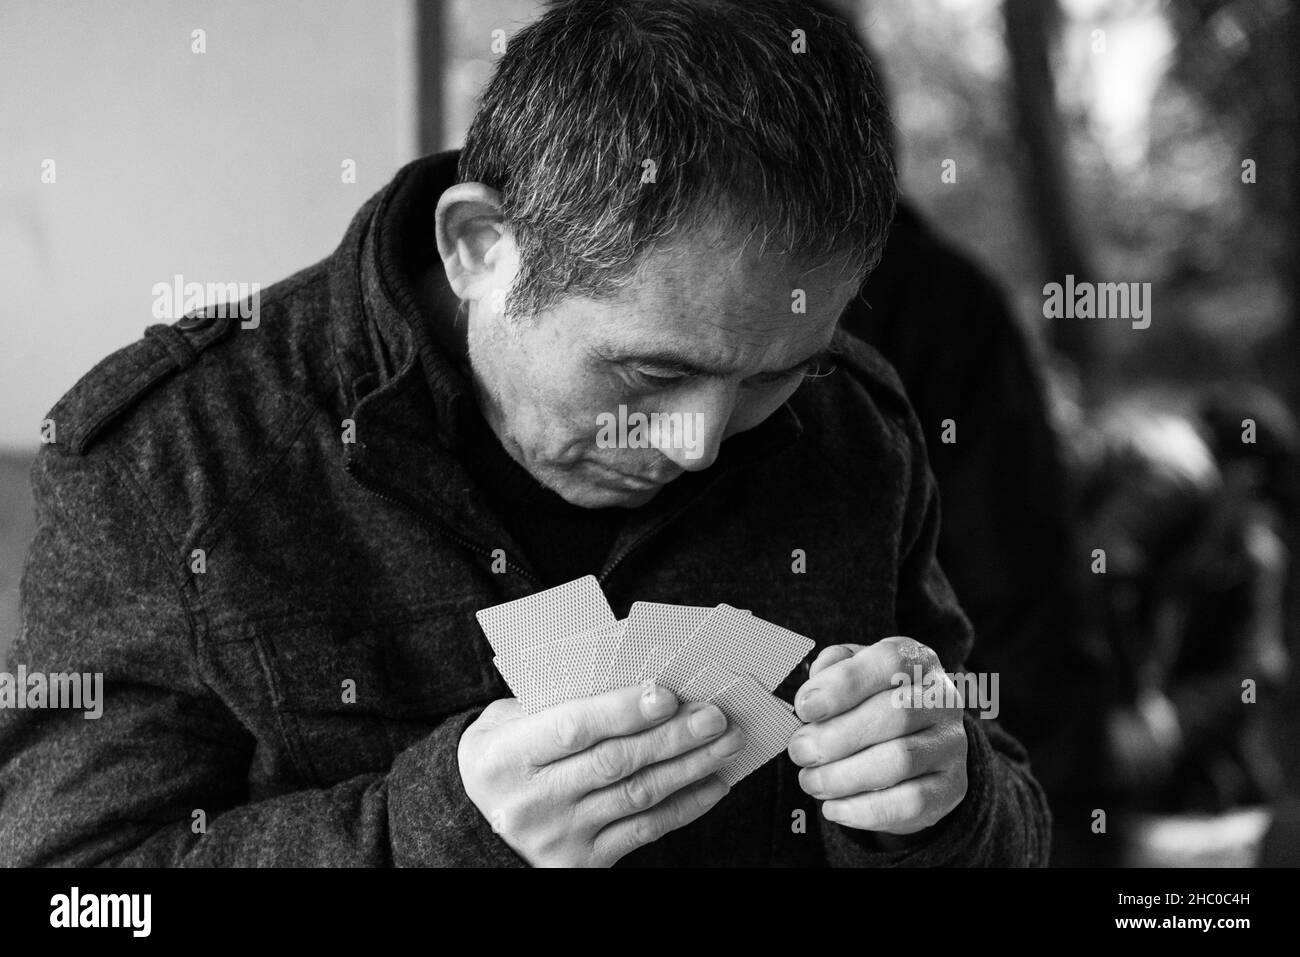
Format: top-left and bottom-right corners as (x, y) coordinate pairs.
(0, 0), (1048, 866)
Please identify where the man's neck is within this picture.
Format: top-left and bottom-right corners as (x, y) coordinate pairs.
(415, 262), (472, 369)
(414, 261), (544, 494)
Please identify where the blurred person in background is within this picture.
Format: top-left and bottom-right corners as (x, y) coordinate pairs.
(816, 0), (1114, 864)
(847, 204), (1115, 864)
(1076, 392), (1295, 860)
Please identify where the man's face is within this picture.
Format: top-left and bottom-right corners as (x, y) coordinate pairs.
(465, 232), (859, 509)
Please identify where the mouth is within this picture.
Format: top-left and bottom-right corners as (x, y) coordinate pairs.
(615, 473), (665, 491)
(591, 462), (678, 491)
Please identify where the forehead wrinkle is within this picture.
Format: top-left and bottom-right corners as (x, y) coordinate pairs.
(704, 279), (850, 340)
(594, 239), (849, 361)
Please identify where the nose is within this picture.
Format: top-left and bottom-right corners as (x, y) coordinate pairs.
(655, 381), (734, 472)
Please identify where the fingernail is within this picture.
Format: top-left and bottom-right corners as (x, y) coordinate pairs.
(798, 767), (824, 799)
(702, 780), (730, 807)
(640, 681), (673, 718)
(689, 705), (726, 738)
(788, 732), (818, 766)
(711, 731), (745, 758)
(797, 689), (824, 721)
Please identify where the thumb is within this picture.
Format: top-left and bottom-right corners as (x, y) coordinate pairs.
(473, 696), (526, 734)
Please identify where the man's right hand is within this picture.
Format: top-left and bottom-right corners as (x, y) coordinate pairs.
(457, 682), (744, 867)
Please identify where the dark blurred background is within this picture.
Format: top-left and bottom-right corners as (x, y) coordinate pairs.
(2, 0), (1296, 866)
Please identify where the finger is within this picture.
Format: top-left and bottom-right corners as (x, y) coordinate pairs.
(579, 719), (746, 824)
(592, 776), (731, 866)
(556, 701), (736, 798)
(516, 682), (679, 768)
(794, 636), (941, 723)
(798, 723), (961, 800)
(821, 771), (963, 834)
(787, 683), (936, 767)
(808, 644), (864, 678)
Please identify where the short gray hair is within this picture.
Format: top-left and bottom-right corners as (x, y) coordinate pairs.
(459, 0), (897, 318)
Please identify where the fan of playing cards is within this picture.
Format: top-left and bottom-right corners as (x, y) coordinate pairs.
(476, 576), (814, 787)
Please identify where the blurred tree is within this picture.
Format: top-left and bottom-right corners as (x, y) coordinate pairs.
(1159, 0), (1297, 358)
(1004, 0), (1098, 375)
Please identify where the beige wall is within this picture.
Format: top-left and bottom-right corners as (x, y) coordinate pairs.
(0, 0), (418, 450)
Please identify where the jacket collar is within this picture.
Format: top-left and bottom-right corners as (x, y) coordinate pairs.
(328, 150), (478, 449)
(326, 150), (805, 583)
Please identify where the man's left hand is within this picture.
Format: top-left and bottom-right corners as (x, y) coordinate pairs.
(787, 637), (968, 836)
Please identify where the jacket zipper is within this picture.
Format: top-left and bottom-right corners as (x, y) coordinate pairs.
(595, 471), (732, 585)
(348, 455), (736, 592)
(596, 517), (671, 586)
(344, 459), (543, 588)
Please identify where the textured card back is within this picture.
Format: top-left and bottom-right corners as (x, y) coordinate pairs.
(710, 675), (802, 787)
(475, 575), (615, 662)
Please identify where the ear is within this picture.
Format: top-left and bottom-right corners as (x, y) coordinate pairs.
(435, 182), (508, 302)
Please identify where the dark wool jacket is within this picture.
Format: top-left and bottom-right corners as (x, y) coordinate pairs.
(0, 151), (1049, 867)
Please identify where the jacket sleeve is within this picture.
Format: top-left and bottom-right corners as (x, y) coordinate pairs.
(820, 436), (1053, 868)
(0, 445), (524, 867)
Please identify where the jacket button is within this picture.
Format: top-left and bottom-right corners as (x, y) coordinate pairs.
(177, 310), (215, 331)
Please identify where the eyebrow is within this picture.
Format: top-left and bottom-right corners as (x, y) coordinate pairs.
(599, 344), (838, 379)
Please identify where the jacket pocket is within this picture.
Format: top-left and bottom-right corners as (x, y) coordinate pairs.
(253, 598), (500, 786)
